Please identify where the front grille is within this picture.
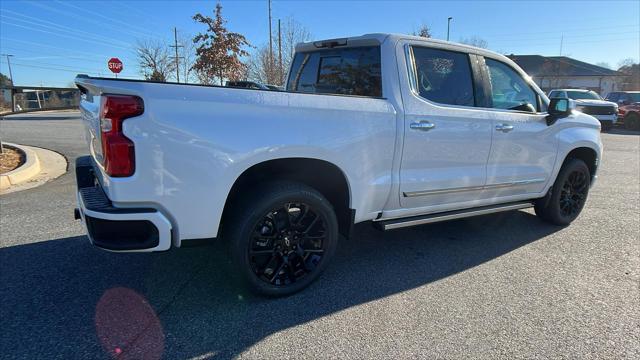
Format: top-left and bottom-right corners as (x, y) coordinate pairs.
(580, 105), (616, 115)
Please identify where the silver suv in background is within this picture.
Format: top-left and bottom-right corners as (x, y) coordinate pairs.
(548, 89), (618, 131)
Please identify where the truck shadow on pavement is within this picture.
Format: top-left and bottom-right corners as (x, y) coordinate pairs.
(0, 210), (561, 359)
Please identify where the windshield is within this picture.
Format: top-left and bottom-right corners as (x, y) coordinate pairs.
(567, 90), (601, 100)
(628, 93), (640, 103)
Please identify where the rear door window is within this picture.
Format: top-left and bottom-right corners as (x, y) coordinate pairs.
(410, 46), (475, 107)
(287, 46), (382, 97)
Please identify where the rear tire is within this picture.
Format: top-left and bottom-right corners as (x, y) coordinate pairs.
(224, 181), (338, 297)
(535, 158), (590, 226)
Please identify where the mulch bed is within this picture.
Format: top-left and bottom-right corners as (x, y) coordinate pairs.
(0, 146), (25, 174)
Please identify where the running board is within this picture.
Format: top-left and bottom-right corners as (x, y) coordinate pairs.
(374, 201), (534, 230)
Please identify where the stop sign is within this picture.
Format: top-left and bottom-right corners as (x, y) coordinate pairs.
(108, 58), (123, 74)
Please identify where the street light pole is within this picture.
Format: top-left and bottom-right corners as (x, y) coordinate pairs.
(447, 17), (453, 41)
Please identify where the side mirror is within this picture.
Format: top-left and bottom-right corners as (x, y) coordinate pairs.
(546, 97), (574, 125)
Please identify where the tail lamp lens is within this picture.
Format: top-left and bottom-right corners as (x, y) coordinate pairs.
(99, 95), (144, 177)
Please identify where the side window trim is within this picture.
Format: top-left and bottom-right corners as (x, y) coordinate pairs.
(289, 53), (311, 91)
(469, 54), (491, 108)
(405, 44), (479, 109)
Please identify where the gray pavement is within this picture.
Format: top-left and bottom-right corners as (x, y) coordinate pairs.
(0, 111), (638, 359)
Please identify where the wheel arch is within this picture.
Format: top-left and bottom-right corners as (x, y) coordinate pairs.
(561, 146), (599, 183)
(220, 157), (354, 239)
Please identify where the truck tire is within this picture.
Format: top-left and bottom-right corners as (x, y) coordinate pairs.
(600, 120), (613, 132)
(225, 181), (339, 297)
(624, 113), (640, 131)
(534, 158), (590, 226)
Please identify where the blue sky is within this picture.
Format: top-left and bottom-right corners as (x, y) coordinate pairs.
(0, 0), (638, 87)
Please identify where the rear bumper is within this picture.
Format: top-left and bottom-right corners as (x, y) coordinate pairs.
(75, 156), (172, 252)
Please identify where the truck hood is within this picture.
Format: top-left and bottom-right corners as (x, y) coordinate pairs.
(570, 110), (603, 130)
(574, 99), (617, 107)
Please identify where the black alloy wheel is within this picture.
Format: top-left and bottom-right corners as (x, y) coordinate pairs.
(225, 181), (338, 297)
(534, 158), (590, 226)
(558, 170), (588, 218)
(248, 202), (328, 287)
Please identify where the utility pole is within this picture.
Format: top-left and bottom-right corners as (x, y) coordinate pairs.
(268, 0), (273, 84)
(446, 17), (453, 41)
(278, 19), (282, 85)
(1, 54), (15, 112)
(2, 54), (14, 82)
(170, 27), (184, 83)
(559, 34), (564, 56)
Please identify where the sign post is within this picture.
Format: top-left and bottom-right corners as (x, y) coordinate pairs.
(108, 58), (123, 78)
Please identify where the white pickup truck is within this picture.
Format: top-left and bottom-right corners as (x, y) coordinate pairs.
(75, 33), (602, 296)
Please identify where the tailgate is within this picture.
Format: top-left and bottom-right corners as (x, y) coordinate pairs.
(78, 90), (104, 166)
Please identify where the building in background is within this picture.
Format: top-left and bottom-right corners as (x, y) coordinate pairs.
(509, 55), (623, 97)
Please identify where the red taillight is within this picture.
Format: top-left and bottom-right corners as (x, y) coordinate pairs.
(100, 95), (144, 177)
(618, 108), (626, 116)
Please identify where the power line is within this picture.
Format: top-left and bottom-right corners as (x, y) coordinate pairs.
(18, 1), (165, 43)
(0, 16), (133, 50)
(0, 20), (132, 50)
(51, 0), (167, 42)
(0, 9), (135, 47)
(0, 38), (134, 61)
(9, 62), (102, 75)
(501, 36), (639, 48)
(9, 61), (139, 78)
(480, 23), (639, 38)
(0, 45), (128, 62)
(489, 30), (640, 44)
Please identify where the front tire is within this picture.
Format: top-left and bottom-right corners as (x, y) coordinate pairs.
(225, 182), (338, 297)
(535, 158), (590, 226)
(600, 120), (613, 132)
(624, 113), (640, 131)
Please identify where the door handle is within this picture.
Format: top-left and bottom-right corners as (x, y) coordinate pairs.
(495, 123), (514, 132)
(410, 121), (435, 131)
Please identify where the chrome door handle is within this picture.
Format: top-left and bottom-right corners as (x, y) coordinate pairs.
(410, 121), (435, 131)
(495, 123), (514, 132)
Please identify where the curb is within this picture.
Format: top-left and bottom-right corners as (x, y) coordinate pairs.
(0, 143), (41, 190)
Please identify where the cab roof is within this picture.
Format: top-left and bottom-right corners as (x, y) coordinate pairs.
(295, 33), (506, 59)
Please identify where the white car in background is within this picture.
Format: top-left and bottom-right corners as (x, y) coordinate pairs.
(548, 89), (618, 131)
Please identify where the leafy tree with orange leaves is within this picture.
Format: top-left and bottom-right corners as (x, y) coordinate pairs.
(192, 3), (251, 85)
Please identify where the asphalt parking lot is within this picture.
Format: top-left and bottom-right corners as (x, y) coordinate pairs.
(1, 111), (638, 359)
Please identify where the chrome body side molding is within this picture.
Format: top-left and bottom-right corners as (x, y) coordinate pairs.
(403, 178), (546, 197)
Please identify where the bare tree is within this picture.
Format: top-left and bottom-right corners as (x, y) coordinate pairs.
(192, 3), (251, 85)
(281, 17), (311, 81)
(246, 16), (311, 86)
(540, 58), (571, 89)
(246, 45), (274, 85)
(618, 58), (635, 69)
(135, 40), (175, 82)
(617, 59), (639, 90)
(411, 23), (432, 38)
(459, 36), (489, 49)
(178, 33), (197, 83)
